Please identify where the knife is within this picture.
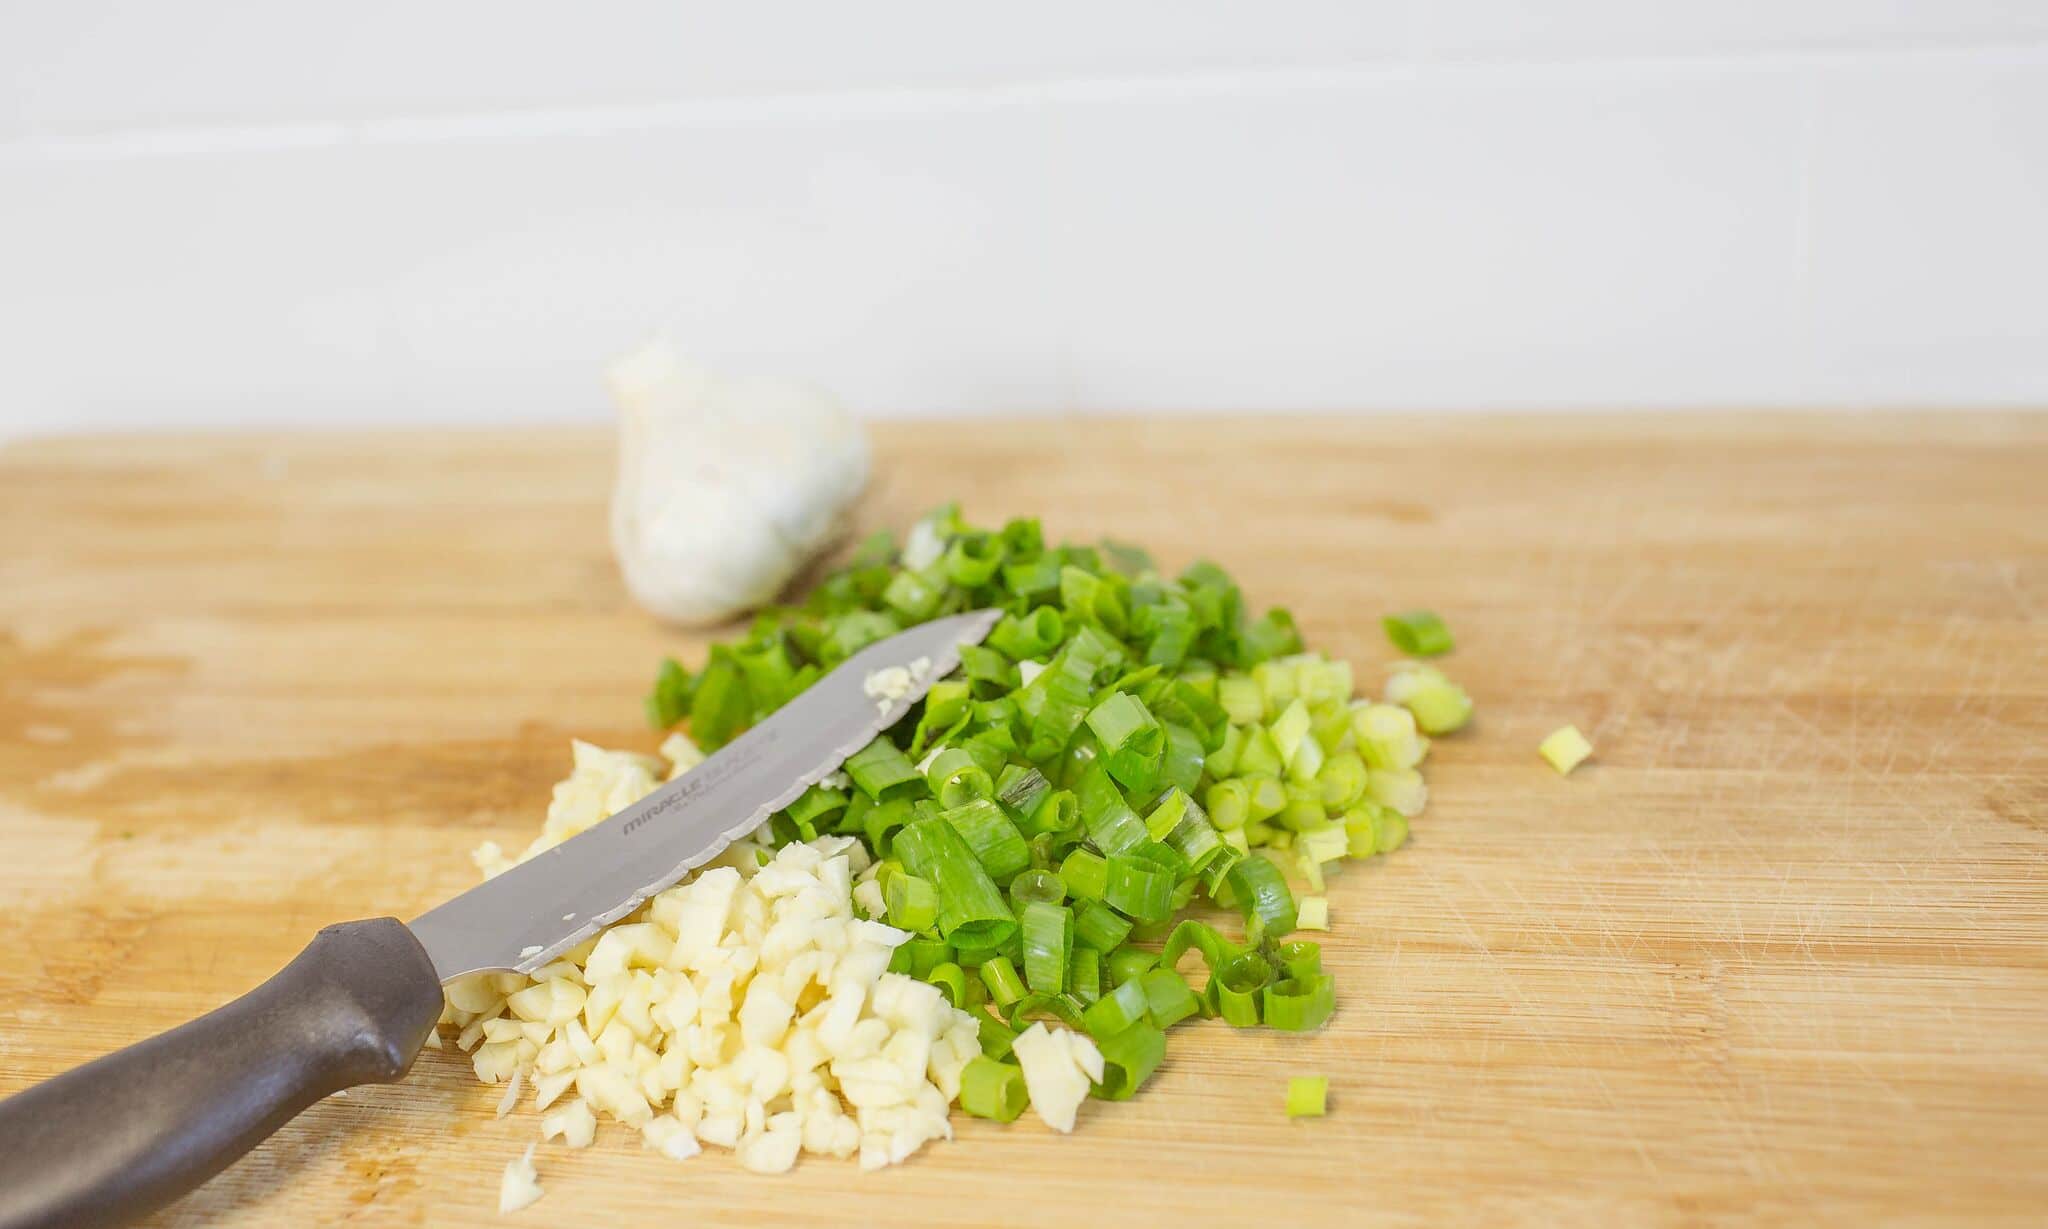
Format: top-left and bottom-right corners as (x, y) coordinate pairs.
(0, 608), (1000, 1229)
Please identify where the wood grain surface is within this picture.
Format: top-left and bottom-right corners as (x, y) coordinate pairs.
(1, 414), (2044, 1228)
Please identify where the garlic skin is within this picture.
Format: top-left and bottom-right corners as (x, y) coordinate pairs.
(607, 338), (869, 626)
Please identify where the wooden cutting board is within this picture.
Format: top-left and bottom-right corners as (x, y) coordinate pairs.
(1, 414), (2043, 1228)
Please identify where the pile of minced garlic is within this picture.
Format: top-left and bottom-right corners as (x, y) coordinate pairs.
(442, 737), (985, 1209)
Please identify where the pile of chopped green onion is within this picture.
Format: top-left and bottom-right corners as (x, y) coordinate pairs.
(646, 506), (1472, 1118)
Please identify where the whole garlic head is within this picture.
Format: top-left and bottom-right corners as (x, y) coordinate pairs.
(607, 339), (870, 626)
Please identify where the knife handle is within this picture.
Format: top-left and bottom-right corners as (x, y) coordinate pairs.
(0, 917), (444, 1229)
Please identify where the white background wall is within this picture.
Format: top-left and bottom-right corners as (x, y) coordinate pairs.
(3, 1), (2046, 438)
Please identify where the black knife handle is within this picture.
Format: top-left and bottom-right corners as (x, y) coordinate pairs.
(0, 917), (444, 1229)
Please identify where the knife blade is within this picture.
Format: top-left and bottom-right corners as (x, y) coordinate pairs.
(410, 606), (1001, 982)
(0, 608), (1003, 1229)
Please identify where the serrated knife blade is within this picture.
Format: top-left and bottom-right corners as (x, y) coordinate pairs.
(408, 607), (1001, 982)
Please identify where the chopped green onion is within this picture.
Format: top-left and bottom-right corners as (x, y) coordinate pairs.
(1214, 950), (1274, 1028)
(1005, 991), (1088, 1030)
(1017, 786), (1079, 839)
(786, 784), (850, 835)
(1405, 673), (1472, 736)
(1240, 608), (1302, 663)
(819, 610), (901, 667)
(1068, 946), (1103, 1004)
(1060, 564), (1128, 635)
(1008, 868), (1066, 909)
(885, 872), (938, 931)
(1233, 726), (1283, 778)
(1367, 768), (1428, 818)
(937, 797), (1031, 882)
(1268, 699), (1313, 773)
(893, 817), (1017, 947)
(1540, 724), (1594, 775)
(1218, 675), (1263, 726)
(1158, 721), (1206, 794)
(997, 766), (1049, 817)
(1073, 898), (1134, 952)
(1246, 775), (1288, 823)
(1139, 968), (1200, 1028)
(925, 961), (969, 1007)
(1262, 974), (1335, 1031)
(980, 955), (1027, 1007)
(1059, 848), (1109, 900)
(924, 747), (994, 806)
(1107, 945), (1159, 985)
(845, 737), (927, 803)
(1285, 1075), (1328, 1118)
(1352, 703), (1425, 771)
(1277, 940), (1321, 981)
(1206, 778), (1252, 830)
(689, 649), (752, 749)
(961, 1056), (1030, 1122)
(1076, 760), (1148, 856)
(898, 936), (954, 978)
(1315, 750), (1368, 810)
(1372, 806), (1409, 854)
(908, 680), (972, 759)
(944, 534), (1005, 588)
(988, 607), (1065, 660)
(1102, 850), (1177, 924)
(1020, 900), (1073, 995)
(1081, 976), (1150, 1040)
(1161, 920), (1237, 976)
(1092, 1021), (1167, 1100)
(1382, 609), (1454, 657)
(645, 657), (693, 729)
(1086, 692), (1165, 792)
(1149, 789), (1225, 876)
(882, 569), (943, 621)
(1225, 856), (1298, 941)
(861, 797), (916, 857)
(636, 503), (1464, 1117)
(1300, 826), (1348, 867)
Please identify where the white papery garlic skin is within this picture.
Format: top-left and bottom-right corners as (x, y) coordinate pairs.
(606, 338), (870, 627)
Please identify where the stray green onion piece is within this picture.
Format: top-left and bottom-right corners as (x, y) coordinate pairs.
(961, 1057), (1030, 1122)
(1540, 725), (1594, 775)
(1286, 1075), (1328, 1118)
(1382, 609), (1454, 657)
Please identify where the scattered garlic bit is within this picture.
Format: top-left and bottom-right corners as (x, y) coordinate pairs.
(1009, 1024), (1103, 1134)
(498, 1144), (542, 1214)
(496, 1068), (525, 1119)
(899, 512), (947, 571)
(1540, 725), (1594, 776)
(541, 1098), (596, 1148)
(863, 665), (913, 714)
(659, 731), (706, 779)
(471, 740), (672, 878)
(606, 338), (869, 627)
(445, 742), (981, 1182)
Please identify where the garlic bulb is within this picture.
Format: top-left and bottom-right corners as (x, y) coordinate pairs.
(606, 338), (869, 626)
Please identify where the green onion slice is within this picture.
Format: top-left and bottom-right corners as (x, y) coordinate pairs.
(1020, 900), (1074, 995)
(1382, 609), (1454, 657)
(893, 816), (1017, 947)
